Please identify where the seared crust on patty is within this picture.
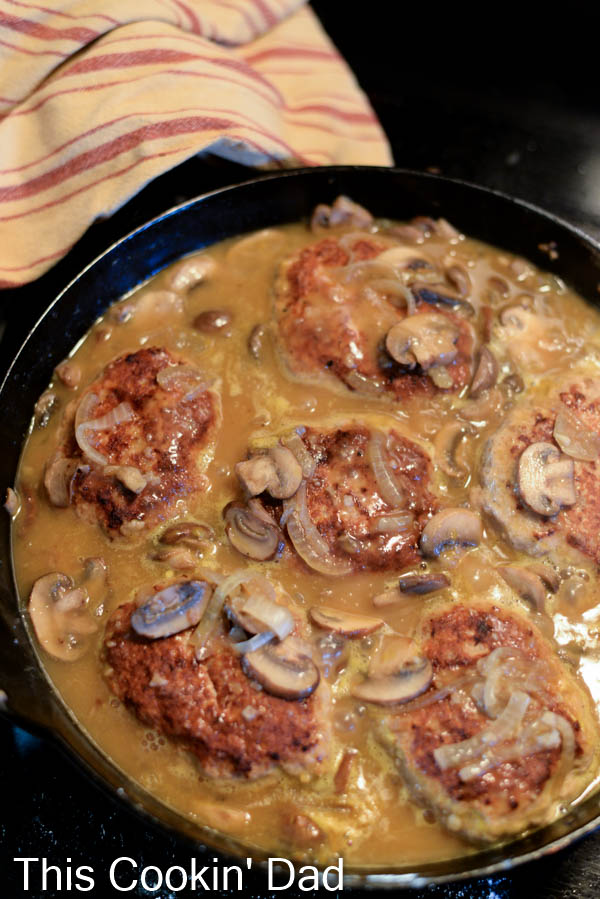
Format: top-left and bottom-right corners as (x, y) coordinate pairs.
(479, 377), (600, 566)
(51, 347), (219, 536)
(382, 600), (599, 843)
(291, 424), (437, 572)
(274, 236), (474, 400)
(104, 601), (331, 779)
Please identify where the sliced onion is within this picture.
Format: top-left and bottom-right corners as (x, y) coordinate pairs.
(478, 647), (551, 717)
(373, 511), (415, 534)
(232, 630), (275, 655)
(75, 399), (134, 466)
(434, 689), (531, 772)
(191, 571), (272, 652)
(458, 717), (562, 782)
(541, 710), (575, 785)
(237, 594), (294, 641)
(338, 231), (377, 259)
(282, 428), (316, 478)
(554, 407), (600, 462)
(284, 484), (352, 576)
(156, 364), (209, 400)
(368, 431), (406, 507)
(344, 370), (387, 395)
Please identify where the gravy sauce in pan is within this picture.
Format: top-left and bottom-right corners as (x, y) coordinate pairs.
(10, 198), (600, 867)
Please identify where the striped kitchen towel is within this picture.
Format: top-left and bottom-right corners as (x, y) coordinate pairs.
(0, 0), (392, 287)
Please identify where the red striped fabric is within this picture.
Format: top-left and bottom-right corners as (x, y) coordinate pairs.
(0, 0), (392, 286)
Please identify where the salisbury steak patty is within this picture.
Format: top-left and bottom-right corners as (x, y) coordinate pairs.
(274, 235), (474, 400)
(382, 600), (599, 843)
(479, 376), (600, 566)
(287, 424), (438, 573)
(104, 601), (330, 779)
(46, 347), (219, 536)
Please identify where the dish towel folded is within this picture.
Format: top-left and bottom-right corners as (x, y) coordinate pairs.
(0, 0), (392, 287)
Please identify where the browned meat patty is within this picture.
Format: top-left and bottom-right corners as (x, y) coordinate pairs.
(274, 235), (475, 400)
(381, 600), (599, 843)
(282, 424), (438, 573)
(479, 376), (600, 566)
(104, 600), (330, 779)
(45, 347), (219, 536)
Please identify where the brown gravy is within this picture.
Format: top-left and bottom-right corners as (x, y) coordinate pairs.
(11, 211), (600, 868)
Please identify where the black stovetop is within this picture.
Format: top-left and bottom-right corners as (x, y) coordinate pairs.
(2, 2), (600, 896)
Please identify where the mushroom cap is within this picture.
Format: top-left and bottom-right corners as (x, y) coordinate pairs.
(224, 500), (283, 561)
(398, 572), (450, 595)
(420, 507), (483, 557)
(352, 656), (433, 706)
(131, 580), (211, 639)
(235, 445), (302, 500)
(469, 346), (499, 398)
(385, 312), (459, 371)
(517, 441), (576, 517)
(309, 605), (384, 637)
(28, 572), (97, 661)
(242, 636), (320, 700)
(497, 565), (547, 611)
(553, 407), (600, 462)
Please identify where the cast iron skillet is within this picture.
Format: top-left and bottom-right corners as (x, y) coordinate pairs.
(2, 166), (600, 887)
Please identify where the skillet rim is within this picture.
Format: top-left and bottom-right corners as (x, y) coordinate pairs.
(3, 164), (600, 887)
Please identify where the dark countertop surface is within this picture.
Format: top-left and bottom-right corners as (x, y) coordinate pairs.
(2, 2), (600, 896)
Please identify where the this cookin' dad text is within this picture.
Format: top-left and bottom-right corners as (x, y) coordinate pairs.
(13, 855), (344, 892)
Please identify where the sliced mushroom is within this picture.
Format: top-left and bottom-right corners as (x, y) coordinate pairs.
(309, 606), (384, 637)
(159, 521), (214, 548)
(372, 587), (405, 608)
(352, 655), (433, 706)
(385, 312), (459, 370)
(130, 290), (184, 327)
(103, 465), (146, 494)
(55, 360), (81, 389)
(131, 580), (212, 639)
(434, 421), (473, 479)
(4, 487), (19, 516)
(469, 346), (499, 397)
(169, 255), (216, 291)
(527, 562), (560, 593)
(224, 500), (283, 561)
(369, 635), (420, 677)
(398, 572), (450, 595)
(517, 442), (576, 516)
(248, 323), (267, 360)
(192, 309), (232, 334)
(34, 390), (57, 428)
(499, 301), (532, 329)
(334, 748), (359, 795)
(235, 445), (302, 500)
(445, 264), (471, 297)
(311, 196), (373, 231)
(44, 453), (77, 507)
(497, 565), (546, 611)
(420, 507), (483, 557)
(242, 636), (320, 700)
(502, 372), (525, 394)
(411, 282), (474, 313)
(283, 811), (326, 846)
(28, 573), (97, 661)
(152, 546), (199, 570)
(553, 407), (600, 462)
